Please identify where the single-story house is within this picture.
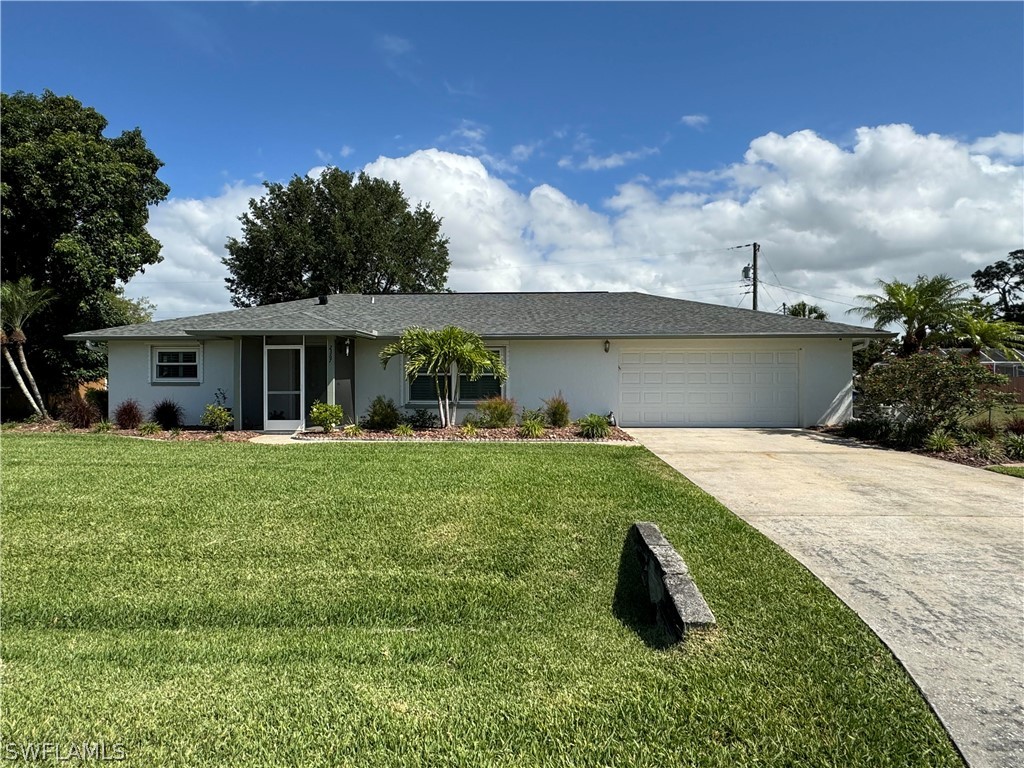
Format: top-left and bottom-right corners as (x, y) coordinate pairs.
(66, 291), (892, 430)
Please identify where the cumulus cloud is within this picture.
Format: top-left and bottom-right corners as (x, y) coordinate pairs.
(969, 132), (1023, 161)
(339, 145), (354, 158)
(125, 182), (264, 319)
(681, 114), (709, 129)
(134, 125), (1022, 325)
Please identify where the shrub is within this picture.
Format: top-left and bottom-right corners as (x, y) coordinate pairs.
(1002, 433), (1024, 460)
(923, 428), (957, 453)
(858, 354), (1013, 434)
(53, 420), (72, 432)
(518, 418), (546, 438)
(113, 399), (144, 430)
(170, 427), (183, 439)
(475, 396), (517, 428)
(460, 422), (479, 437)
(1004, 416), (1024, 435)
(84, 388), (109, 419)
(92, 420), (114, 433)
(343, 423), (364, 437)
(577, 413), (611, 439)
(975, 439), (1006, 464)
(58, 394), (99, 428)
(406, 408), (440, 429)
(543, 392), (571, 428)
(138, 421), (161, 436)
(200, 404), (233, 432)
(308, 401), (345, 433)
(393, 423), (415, 437)
(958, 429), (984, 447)
(150, 399), (184, 430)
(965, 419), (998, 439)
(520, 408), (546, 424)
(363, 395), (402, 431)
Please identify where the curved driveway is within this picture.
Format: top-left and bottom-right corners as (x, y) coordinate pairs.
(628, 428), (1024, 768)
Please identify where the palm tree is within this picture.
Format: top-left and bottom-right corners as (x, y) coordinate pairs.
(944, 308), (1024, 360)
(1, 277), (55, 418)
(786, 301), (829, 320)
(849, 274), (969, 357)
(379, 326), (508, 427)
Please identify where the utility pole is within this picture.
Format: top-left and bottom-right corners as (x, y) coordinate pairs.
(736, 241), (761, 311)
(751, 242), (760, 311)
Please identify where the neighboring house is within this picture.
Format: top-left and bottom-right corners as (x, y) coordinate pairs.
(66, 291), (892, 430)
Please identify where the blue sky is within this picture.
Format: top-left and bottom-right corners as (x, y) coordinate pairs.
(3, 2), (1023, 320)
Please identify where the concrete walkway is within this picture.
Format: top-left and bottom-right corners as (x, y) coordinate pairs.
(628, 428), (1024, 768)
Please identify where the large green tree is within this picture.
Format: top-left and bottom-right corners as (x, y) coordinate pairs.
(223, 168), (451, 307)
(1, 90), (169, 390)
(972, 249), (1024, 323)
(849, 274), (969, 357)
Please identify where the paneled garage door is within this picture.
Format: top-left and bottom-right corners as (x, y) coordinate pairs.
(618, 349), (799, 427)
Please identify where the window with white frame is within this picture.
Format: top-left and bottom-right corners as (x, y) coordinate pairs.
(153, 347), (200, 382)
(407, 348), (505, 403)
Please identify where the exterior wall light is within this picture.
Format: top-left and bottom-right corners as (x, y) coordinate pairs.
(603, 340), (611, 353)
(345, 338), (351, 357)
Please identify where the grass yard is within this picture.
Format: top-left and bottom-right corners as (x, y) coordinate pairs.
(986, 465), (1024, 478)
(1, 434), (961, 767)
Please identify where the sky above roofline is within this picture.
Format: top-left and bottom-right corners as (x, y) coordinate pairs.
(3, 2), (1022, 325)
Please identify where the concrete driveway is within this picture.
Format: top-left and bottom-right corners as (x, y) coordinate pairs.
(628, 428), (1024, 768)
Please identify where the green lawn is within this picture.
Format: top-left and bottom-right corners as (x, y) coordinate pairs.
(1, 434), (961, 767)
(987, 465), (1024, 478)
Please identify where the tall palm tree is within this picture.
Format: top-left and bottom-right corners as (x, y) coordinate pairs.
(379, 326), (507, 427)
(786, 301), (829, 320)
(849, 274), (969, 357)
(1, 277), (54, 418)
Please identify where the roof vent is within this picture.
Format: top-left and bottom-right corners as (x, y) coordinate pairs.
(317, 295), (328, 305)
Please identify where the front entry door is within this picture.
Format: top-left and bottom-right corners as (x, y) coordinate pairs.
(265, 346), (304, 431)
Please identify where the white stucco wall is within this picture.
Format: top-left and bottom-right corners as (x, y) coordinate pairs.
(107, 340), (236, 425)
(107, 335), (852, 430)
(352, 336), (854, 427)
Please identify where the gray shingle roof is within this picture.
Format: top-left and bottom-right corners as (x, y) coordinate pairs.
(66, 291), (892, 341)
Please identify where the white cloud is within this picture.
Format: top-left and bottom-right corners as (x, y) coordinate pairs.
(681, 114), (709, 129)
(126, 182), (265, 319)
(339, 145), (354, 158)
(314, 148), (332, 162)
(510, 142), (538, 161)
(576, 146), (659, 171)
(134, 125), (1023, 326)
(375, 34), (412, 57)
(970, 132), (1023, 161)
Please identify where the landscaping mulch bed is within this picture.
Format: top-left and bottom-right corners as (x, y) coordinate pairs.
(3, 420), (633, 444)
(812, 425), (1009, 468)
(296, 425), (635, 442)
(2, 422), (261, 442)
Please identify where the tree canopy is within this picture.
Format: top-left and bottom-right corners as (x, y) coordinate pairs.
(850, 274), (969, 357)
(223, 168), (451, 307)
(1, 90), (169, 390)
(785, 301), (828, 320)
(972, 249), (1024, 323)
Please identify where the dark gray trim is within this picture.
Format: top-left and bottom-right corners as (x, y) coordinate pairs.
(150, 382), (201, 386)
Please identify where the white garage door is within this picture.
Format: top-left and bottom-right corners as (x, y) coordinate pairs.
(618, 349), (799, 427)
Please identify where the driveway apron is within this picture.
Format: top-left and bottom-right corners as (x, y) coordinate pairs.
(627, 428), (1024, 768)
